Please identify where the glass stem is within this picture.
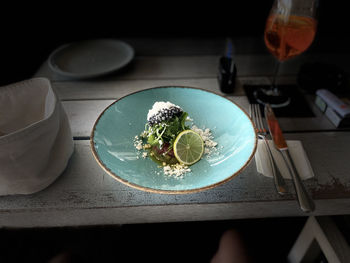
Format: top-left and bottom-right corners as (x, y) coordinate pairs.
(271, 60), (281, 93)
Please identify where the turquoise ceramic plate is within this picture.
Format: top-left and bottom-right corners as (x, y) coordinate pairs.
(91, 87), (257, 194)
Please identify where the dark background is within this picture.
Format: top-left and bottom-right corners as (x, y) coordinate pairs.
(0, 217), (307, 263)
(0, 2), (349, 262)
(0, 0), (349, 85)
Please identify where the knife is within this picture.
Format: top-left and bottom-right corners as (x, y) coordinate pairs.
(265, 104), (315, 212)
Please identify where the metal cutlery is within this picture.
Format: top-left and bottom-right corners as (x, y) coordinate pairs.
(265, 104), (315, 212)
(250, 104), (288, 195)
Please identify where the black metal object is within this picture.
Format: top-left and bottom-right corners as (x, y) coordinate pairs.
(218, 56), (237, 93)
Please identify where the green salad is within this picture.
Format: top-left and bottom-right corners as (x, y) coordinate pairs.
(141, 102), (189, 164)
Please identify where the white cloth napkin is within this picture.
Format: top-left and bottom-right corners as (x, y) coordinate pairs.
(0, 78), (74, 195)
(255, 139), (314, 180)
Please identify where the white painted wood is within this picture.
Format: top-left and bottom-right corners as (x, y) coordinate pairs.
(36, 53), (350, 82)
(316, 217), (350, 263)
(51, 76), (300, 101)
(288, 216), (350, 263)
(62, 100), (114, 137)
(61, 96), (337, 138)
(288, 216), (317, 263)
(35, 56), (220, 81)
(61, 97), (250, 138)
(0, 201), (349, 228)
(53, 78), (224, 100)
(1, 38), (348, 227)
(0, 132), (350, 227)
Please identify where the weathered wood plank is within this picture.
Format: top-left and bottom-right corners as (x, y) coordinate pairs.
(0, 141), (282, 211)
(63, 100), (114, 137)
(54, 78), (224, 100)
(51, 75), (300, 100)
(61, 96), (336, 138)
(0, 132), (349, 227)
(62, 97), (250, 137)
(35, 53), (350, 82)
(3, 38), (347, 228)
(2, 200), (350, 228)
(288, 216), (350, 263)
(35, 56), (220, 81)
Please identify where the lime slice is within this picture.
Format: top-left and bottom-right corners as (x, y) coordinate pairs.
(173, 130), (204, 165)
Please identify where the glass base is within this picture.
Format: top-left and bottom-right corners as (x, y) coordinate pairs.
(253, 88), (291, 108)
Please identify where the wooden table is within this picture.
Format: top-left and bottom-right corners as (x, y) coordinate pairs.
(1, 37), (350, 228)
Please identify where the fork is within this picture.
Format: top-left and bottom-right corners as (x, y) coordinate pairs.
(250, 104), (288, 195)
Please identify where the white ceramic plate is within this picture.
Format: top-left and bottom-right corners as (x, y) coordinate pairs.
(48, 39), (134, 79)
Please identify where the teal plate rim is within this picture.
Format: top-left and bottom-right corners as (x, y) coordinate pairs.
(90, 86), (258, 194)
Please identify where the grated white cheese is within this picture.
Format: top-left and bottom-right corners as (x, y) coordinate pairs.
(163, 163), (191, 179)
(133, 135), (143, 150)
(191, 125), (219, 157)
(147, 101), (181, 120)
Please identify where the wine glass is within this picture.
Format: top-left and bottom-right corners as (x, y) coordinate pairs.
(254, 0), (318, 108)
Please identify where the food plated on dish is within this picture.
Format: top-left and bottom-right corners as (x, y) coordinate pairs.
(91, 86), (257, 194)
(134, 101), (220, 178)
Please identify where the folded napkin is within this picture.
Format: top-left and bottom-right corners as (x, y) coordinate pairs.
(255, 139), (314, 180)
(0, 78), (74, 195)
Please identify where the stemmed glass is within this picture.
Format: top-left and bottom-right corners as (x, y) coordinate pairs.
(254, 0), (318, 108)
